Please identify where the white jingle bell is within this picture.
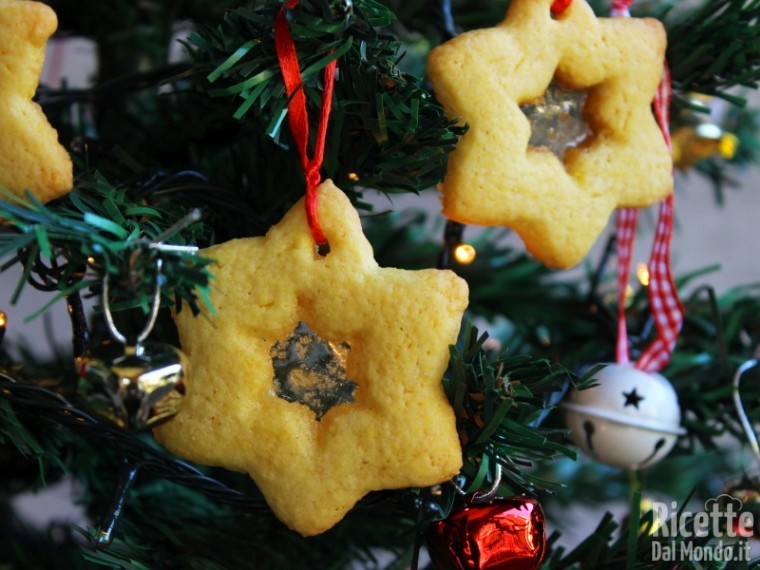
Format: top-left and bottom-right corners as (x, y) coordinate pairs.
(562, 363), (685, 470)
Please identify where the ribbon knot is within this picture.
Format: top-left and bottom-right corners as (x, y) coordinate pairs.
(306, 164), (322, 189)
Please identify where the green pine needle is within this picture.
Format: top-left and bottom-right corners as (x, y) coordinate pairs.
(0, 175), (214, 319)
(190, 0), (464, 196)
(437, 322), (577, 510)
(665, 0), (760, 110)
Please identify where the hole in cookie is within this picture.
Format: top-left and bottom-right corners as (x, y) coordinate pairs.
(316, 241), (331, 257)
(270, 321), (358, 421)
(519, 80), (592, 161)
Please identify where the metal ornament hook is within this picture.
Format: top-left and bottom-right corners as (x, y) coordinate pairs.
(733, 359), (760, 459)
(146, 209), (202, 254)
(99, 208), (200, 349)
(450, 462), (503, 502)
(102, 258), (163, 350)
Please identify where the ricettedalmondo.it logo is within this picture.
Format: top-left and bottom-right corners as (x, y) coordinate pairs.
(650, 494), (753, 563)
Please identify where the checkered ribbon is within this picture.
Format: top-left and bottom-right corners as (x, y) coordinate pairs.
(613, 3), (684, 373)
(615, 208), (638, 365)
(610, 0), (631, 17)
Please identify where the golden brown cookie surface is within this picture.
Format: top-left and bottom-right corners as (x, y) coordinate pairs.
(428, 0), (671, 268)
(0, 0), (72, 202)
(154, 180), (468, 536)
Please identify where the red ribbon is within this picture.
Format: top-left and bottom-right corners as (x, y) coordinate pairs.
(551, 0), (573, 15)
(275, 0), (337, 253)
(613, 5), (684, 372)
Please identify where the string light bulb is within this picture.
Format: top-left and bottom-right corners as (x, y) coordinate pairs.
(453, 243), (476, 265)
(0, 311), (6, 347)
(719, 132), (739, 160)
(637, 262), (650, 287)
(639, 497), (669, 536)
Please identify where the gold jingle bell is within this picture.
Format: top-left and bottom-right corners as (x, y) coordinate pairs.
(672, 94), (739, 169)
(78, 341), (187, 431)
(78, 258), (188, 431)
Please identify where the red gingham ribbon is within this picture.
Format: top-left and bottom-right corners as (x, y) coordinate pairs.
(615, 208), (638, 365)
(613, 4), (684, 373)
(610, 0), (632, 17)
(275, 0), (337, 252)
(636, 194), (683, 372)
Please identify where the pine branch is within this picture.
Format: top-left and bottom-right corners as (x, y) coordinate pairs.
(0, 371), (268, 511)
(444, 323), (577, 501)
(189, 0), (464, 196)
(726, 104), (760, 165)
(665, 0), (760, 110)
(0, 368), (423, 568)
(0, 170), (214, 320)
(669, 284), (760, 454)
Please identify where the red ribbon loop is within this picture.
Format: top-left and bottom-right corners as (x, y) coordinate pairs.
(275, 0), (337, 253)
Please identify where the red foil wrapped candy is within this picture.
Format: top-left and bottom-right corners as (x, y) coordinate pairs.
(427, 497), (546, 570)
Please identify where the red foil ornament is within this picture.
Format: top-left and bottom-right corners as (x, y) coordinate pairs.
(427, 497), (546, 570)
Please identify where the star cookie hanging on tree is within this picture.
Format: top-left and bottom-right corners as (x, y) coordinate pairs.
(0, 0), (72, 203)
(428, 0), (671, 268)
(153, 181), (469, 536)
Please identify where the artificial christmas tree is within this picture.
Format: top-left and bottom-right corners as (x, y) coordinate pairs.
(1, 0), (760, 568)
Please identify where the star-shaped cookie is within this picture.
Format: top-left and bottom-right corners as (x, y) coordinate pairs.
(0, 0), (72, 202)
(428, 0), (671, 268)
(154, 180), (468, 536)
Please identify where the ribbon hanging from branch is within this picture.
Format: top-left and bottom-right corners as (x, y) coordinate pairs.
(275, 0), (337, 255)
(612, 0), (684, 372)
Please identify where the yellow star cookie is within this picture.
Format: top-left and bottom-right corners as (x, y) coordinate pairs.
(154, 180), (468, 536)
(0, 0), (73, 202)
(428, 0), (671, 268)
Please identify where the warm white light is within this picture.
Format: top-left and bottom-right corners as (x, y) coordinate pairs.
(637, 262), (650, 287)
(640, 497), (665, 536)
(454, 244), (476, 265)
(719, 133), (739, 160)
